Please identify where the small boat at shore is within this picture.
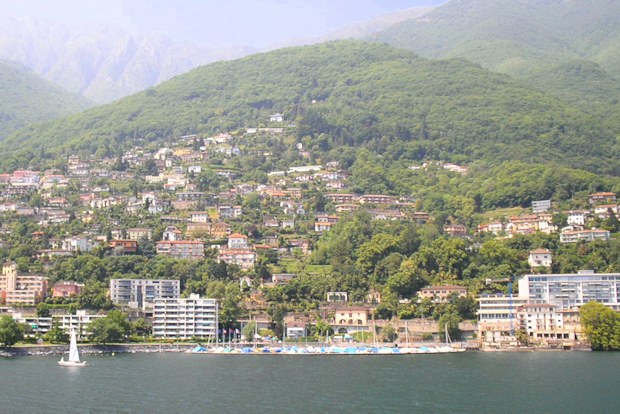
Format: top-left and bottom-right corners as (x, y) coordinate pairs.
(193, 344), (466, 355)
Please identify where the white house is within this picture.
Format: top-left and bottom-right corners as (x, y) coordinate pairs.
(228, 233), (249, 249)
(270, 113), (284, 123)
(528, 249), (553, 269)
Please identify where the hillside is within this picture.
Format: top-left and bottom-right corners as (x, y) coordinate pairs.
(0, 59), (92, 140)
(0, 16), (255, 103)
(2, 40), (619, 174)
(370, 0), (620, 120)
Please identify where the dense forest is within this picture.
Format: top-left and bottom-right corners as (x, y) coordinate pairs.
(371, 0), (620, 127)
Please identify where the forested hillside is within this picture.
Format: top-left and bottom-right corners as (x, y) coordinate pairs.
(371, 0), (620, 124)
(0, 60), (91, 140)
(2, 40), (618, 175)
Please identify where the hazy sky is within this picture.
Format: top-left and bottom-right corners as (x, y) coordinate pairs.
(0, 0), (445, 47)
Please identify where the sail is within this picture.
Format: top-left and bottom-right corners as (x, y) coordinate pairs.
(68, 331), (81, 363)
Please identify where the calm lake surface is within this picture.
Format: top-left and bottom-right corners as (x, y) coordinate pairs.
(1, 351), (618, 413)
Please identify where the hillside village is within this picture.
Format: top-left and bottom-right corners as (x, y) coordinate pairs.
(0, 115), (619, 350)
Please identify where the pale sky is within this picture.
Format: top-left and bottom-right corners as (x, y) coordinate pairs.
(0, 0), (445, 47)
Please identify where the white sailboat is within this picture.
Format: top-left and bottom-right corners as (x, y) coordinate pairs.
(58, 330), (88, 367)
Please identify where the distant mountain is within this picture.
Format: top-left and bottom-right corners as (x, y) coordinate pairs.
(269, 7), (435, 49)
(370, 0), (620, 119)
(0, 16), (256, 103)
(0, 59), (91, 140)
(3, 41), (618, 175)
(0, 9), (435, 105)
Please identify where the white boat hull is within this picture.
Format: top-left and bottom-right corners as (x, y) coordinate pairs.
(58, 357), (88, 367)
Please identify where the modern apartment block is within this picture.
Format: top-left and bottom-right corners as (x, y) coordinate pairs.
(110, 279), (180, 309)
(518, 270), (620, 310)
(0, 261), (48, 305)
(152, 294), (218, 339)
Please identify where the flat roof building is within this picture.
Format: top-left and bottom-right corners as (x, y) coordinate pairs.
(152, 294), (218, 339)
(0, 262), (48, 306)
(110, 279), (180, 309)
(518, 270), (620, 310)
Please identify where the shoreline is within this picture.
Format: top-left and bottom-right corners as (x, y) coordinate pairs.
(0, 342), (592, 357)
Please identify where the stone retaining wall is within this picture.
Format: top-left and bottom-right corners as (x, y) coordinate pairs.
(0, 343), (196, 357)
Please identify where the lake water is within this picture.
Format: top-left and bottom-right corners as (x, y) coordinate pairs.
(0, 351), (618, 413)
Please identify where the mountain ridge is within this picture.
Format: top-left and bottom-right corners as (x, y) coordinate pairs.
(0, 16), (256, 103)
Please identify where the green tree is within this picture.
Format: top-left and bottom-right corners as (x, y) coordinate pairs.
(381, 323), (398, 342)
(218, 283), (243, 330)
(580, 302), (620, 351)
(44, 323), (69, 344)
(242, 321), (257, 342)
(36, 302), (51, 317)
(314, 318), (333, 340)
(0, 316), (23, 347)
(438, 310), (462, 342)
(89, 310), (132, 344)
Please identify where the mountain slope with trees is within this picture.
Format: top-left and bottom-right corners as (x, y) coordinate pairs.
(0, 59), (92, 140)
(2, 40), (618, 175)
(370, 0), (620, 123)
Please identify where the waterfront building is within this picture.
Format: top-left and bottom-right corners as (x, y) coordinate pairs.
(110, 279), (180, 309)
(330, 306), (373, 334)
(11, 313), (52, 337)
(516, 303), (574, 343)
(152, 294), (218, 339)
(476, 294), (529, 344)
(517, 270), (620, 310)
(0, 262), (48, 306)
(54, 310), (104, 338)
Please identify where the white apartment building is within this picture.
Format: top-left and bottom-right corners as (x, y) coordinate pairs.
(152, 294), (218, 339)
(11, 313), (52, 337)
(110, 279), (180, 309)
(54, 310), (105, 338)
(518, 270), (620, 310)
(559, 229), (610, 243)
(516, 304), (572, 342)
